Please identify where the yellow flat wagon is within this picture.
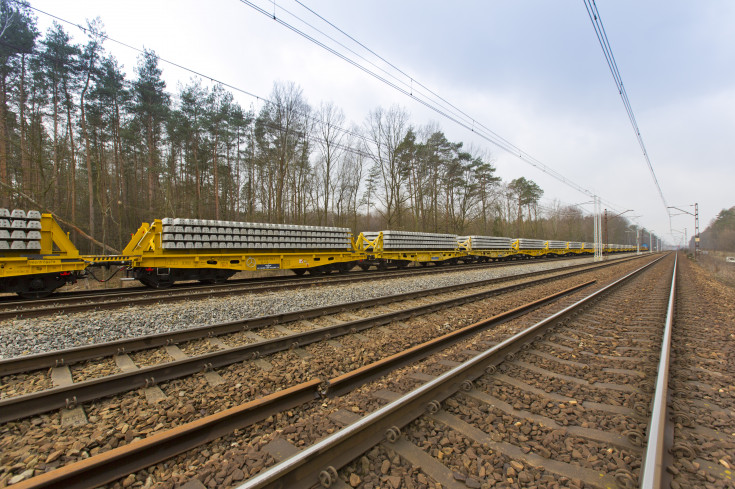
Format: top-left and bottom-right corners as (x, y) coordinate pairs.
(0, 213), (88, 298)
(122, 219), (367, 288)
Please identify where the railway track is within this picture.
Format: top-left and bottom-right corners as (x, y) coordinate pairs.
(666, 256), (735, 489)
(228, 254), (677, 489)
(0, 256), (643, 422)
(0, 254), (661, 488)
(0, 254), (629, 321)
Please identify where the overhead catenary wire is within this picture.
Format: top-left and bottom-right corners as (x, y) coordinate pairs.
(25, 2), (637, 227)
(7, 4), (506, 172)
(583, 0), (670, 220)
(291, 0), (528, 160)
(238, 0), (629, 216)
(286, 0), (484, 134)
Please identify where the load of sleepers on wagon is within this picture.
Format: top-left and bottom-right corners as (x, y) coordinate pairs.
(0, 209), (42, 251)
(160, 218), (352, 250)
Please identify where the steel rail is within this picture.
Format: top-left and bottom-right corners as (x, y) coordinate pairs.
(236, 254), (669, 489)
(639, 253), (677, 488)
(0, 255), (644, 377)
(8, 281), (596, 489)
(8, 379), (324, 489)
(1, 253), (604, 305)
(0, 259), (632, 423)
(0, 254), (635, 320)
(325, 279), (592, 396)
(0, 258), (530, 308)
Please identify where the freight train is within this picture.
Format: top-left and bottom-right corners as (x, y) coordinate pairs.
(0, 210), (638, 298)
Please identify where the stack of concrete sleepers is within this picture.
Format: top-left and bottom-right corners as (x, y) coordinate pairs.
(516, 238), (545, 250)
(160, 218), (352, 250)
(362, 231), (458, 250)
(546, 240), (567, 250)
(0, 209), (42, 251)
(457, 235), (512, 250)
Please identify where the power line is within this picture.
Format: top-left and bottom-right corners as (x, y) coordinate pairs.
(238, 0), (628, 215)
(27, 2), (637, 225)
(290, 0), (485, 136)
(583, 0), (670, 219)
(0, 35), (372, 164)
(291, 0), (546, 168)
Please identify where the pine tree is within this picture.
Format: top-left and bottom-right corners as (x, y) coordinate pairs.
(132, 49), (169, 215)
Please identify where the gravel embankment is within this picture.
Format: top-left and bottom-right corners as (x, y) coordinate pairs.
(0, 257), (615, 358)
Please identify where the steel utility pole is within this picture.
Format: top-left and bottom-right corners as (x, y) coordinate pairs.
(604, 209), (607, 254)
(594, 197), (603, 262)
(604, 208), (632, 257)
(667, 203), (700, 257)
(694, 203), (700, 257)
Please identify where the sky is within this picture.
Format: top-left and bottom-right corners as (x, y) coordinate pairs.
(25, 0), (735, 246)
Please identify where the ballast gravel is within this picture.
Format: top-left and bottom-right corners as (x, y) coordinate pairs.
(0, 257), (614, 358)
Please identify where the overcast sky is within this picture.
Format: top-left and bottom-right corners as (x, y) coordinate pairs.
(27, 0), (735, 245)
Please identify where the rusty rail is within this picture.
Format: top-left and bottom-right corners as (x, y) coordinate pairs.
(640, 253), (677, 488)
(9, 380), (323, 489)
(0, 254), (639, 320)
(0, 264), (608, 423)
(0, 254), (645, 377)
(237, 254), (668, 489)
(9, 281), (597, 489)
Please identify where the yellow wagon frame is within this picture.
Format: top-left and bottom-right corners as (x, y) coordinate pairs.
(121, 220), (367, 272)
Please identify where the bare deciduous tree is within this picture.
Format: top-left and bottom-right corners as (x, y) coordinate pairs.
(363, 105), (409, 228)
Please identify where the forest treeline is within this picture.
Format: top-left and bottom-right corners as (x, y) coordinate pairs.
(0, 2), (638, 253)
(698, 207), (735, 252)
